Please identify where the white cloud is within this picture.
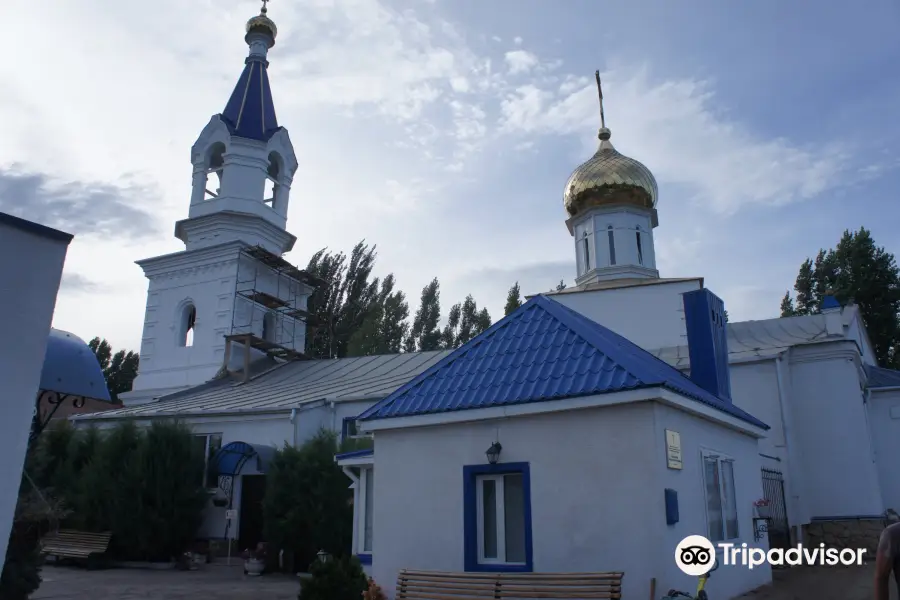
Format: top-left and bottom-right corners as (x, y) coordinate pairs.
(0, 0), (884, 349)
(498, 66), (855, 215)
(504, 50), (539, 75)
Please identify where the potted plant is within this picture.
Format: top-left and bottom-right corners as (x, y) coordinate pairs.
(242, 542), (267, 576)
(753, 498), (771, 519)
(363, 578), (388, 600)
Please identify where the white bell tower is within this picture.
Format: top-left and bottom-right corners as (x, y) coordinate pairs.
(119, 3), (315, 406)
(563, 72), (660, 285)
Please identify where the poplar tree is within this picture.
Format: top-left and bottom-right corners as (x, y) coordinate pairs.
(407, 278), (442, 351)
(504, 282), (523, 316)
(87, 338), (139, 402)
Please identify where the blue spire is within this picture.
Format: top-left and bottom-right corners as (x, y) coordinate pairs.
(220, 4), (281, 142)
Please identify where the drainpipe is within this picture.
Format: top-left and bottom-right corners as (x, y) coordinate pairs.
(775, 353), (802, 543)
(290, 408), (298, 447)
(330, 401), (337, 433)
(862, 388), (885, 512)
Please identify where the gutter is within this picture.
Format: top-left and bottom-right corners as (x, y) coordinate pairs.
(71, 394), (386, 422)
(868, 385), (900, 393)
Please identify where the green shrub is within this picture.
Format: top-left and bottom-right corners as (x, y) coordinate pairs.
(26, 420), (207, 562)
(263, 429), (355, 570)
(298, 556), (368, 600)
(0, 474), (70, 600)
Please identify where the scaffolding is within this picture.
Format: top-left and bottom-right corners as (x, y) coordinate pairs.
(225, 246), (321, 370)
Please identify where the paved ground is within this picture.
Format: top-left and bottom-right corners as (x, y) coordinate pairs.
(30, 562), (894, 599)
(33, 563), (301, 600)
(736, 563), (893, 600)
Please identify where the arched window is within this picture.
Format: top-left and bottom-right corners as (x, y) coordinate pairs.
(607, 226), (616, 266)
(264, 152), (282, 208)
(204, 143), (226, 201)
(179, 303), (197, 347)
(581, 230), (592, 271)
(636, 227), (644, 266)
(262, 312), (276, 343)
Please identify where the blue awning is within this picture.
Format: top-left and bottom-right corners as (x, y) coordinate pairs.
(212, 441), (278, 476)
(40, 329), (111, 402)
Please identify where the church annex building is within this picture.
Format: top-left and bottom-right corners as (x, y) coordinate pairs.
(72, 5), (900, 599)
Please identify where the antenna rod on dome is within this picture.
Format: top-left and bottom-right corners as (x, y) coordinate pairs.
(595, 70), (606, 130)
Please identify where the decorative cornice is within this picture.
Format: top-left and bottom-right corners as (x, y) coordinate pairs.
(788, 340), (861, 365)
(576, 265), (660, 286)
(137, 240), (245, 277)
(174, 210), (296, 253)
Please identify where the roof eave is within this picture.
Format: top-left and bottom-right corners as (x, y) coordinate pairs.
(359, 386), (766, 437)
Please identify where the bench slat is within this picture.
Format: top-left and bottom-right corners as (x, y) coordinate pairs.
(397, 570), (623, 600)
(40, 530), (112, 560)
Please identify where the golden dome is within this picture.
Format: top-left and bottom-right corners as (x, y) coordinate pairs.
(564, 128), (658, 218)
(246, 4), (277, 42)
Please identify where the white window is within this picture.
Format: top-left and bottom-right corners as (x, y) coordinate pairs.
(702, 450), (739, 542)
(581, 230), (592, 271)
(475, 473), (527, 565)
(607, 226), (616, 266)
(359, 467), (374, 553)
(193, 434), (223, 489)
(636, 228), (644, 265)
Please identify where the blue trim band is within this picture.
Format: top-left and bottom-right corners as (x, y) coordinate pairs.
(356, 553), (372, 565)
(335, 449), (374, 461)
(463, 462), (533, 573)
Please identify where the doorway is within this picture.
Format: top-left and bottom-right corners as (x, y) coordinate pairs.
(238, 474), (267, 551)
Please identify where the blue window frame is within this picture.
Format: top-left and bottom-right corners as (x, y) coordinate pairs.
(463, 462), (533, 572)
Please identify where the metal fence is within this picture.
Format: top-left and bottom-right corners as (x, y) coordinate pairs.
(761, 468), (791, 550)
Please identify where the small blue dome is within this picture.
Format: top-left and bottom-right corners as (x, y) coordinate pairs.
(39, 329), (111, 402)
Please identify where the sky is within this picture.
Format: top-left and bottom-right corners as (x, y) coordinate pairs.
(1, 0), (898, 352)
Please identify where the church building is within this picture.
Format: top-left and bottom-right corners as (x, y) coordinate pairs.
(73, 6), (900, 598)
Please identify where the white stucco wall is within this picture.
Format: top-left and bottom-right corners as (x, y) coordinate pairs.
(369, 400), (767, 600)
(788, 343), (883, 518)
(0, 216), (70, 569)
(550, 279), (702, 351)
(727, 360), (804, 532)
(867, 389), (900, 512)
(130, 248), (242, 394)
(651, 403), (770, 600)
(127, 245), (310, 403)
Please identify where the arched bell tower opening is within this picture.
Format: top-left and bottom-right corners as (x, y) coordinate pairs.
(178, 303), (197, 348)
(205, 143), (226, 201)
(265, 151), (282, 210)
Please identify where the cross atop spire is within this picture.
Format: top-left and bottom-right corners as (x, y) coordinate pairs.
(595, 71), (606, 130)
(260, 0), (270, 14)
(594, 70), (611, 142)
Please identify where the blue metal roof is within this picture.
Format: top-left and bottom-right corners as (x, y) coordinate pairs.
(357, 295), (767, 429)
(220, 55), (280, 142)
(40, 329), (111, 402)
(865, 364), (900, 389)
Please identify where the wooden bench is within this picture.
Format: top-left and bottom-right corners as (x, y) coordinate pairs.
(397, 569), (624, 599)
(40, 530), (112, 564)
